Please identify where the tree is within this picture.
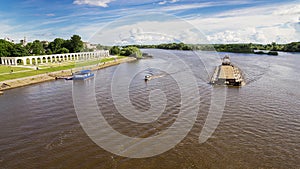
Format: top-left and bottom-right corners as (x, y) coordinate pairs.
(46, 49), (52, 55)
(11, 44), (29, 57)
(29, 40), (45, 55)
(69, 35), (83, 53)
(49, 38), (65, 54)
(25, 42), (33, 54)
(62, 39), (71, 52)
(0, 39), (14, 57)
(56, 47), (69, 54)
(121, 47), (142, 58)
(109, 46), (121, 55)
(284, 42), (300, 52)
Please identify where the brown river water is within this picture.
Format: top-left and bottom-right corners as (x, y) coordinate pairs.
(0, 49), (299, 169)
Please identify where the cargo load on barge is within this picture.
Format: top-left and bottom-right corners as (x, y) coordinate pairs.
(210, 55), (245, 86)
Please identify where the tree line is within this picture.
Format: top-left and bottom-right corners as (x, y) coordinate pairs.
(126, 42), (300, 53)
(0, 35), (84, 57)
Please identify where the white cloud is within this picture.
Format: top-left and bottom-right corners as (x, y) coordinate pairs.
(0, 20), (23, 41)
(206, 28), (269, 44)
(3, 1), (299, 44)
(158, 0), (179, 5)
(158, 1), (167, 5)
(273, 4), (300, 15)
(74, 2), (300, 45)
(87, 14), (209, 45)
(188, 3), (300, 43)
(73, 0), (113, 7)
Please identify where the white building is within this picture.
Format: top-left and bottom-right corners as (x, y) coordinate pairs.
(0, 51), (109, 66)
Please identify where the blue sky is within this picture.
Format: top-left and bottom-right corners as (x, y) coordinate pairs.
(0, 0), (299, 44)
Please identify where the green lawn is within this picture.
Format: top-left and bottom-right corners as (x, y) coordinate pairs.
(0, 64), (76, 81)
(74, 56), (124, 67)
(0, 66), (32, 74)
(0, 56), (127, 82)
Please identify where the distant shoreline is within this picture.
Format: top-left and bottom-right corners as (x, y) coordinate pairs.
(125, 42), (300, 53)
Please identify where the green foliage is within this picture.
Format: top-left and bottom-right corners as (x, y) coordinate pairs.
(120, 46), (142, 58)
(127, 43), (192, 50)
(11, 44), (29, 57)
(30, 40), (45, 55)
(213, 44), (254, 53)
(129, 42), (300, 53)
(49, 38), (65, 54)
(56, 47), (69, 54)
(69, 35), (84, 53)
(46, 49), (52, 55)
(48, 36), (83, 54)
(157, 43), (192, 50)
(109, 46), (121, 55)
(283, 42), (300, 52)
(0, 39), (14, 57)
(0, 35), (85, 58)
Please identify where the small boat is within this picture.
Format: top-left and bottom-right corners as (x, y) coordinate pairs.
(144, 75), (152, 81)
(71, 70), (94, 80)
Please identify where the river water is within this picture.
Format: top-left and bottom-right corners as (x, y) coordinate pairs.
(0, 49), (299, 168)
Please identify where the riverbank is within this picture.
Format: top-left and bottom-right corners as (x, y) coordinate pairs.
(0, 57), (136, 93)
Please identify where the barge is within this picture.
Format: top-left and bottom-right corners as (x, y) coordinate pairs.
(210, 55), (245, 86)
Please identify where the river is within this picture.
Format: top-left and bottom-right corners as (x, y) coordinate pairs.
(0, 49), (299, 168)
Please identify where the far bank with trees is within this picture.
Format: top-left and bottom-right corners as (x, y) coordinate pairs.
(128, 41), (300, 54)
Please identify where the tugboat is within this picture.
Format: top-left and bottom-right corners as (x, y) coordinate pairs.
(210, 55), (245, 86)
(66, 70), (94, 80)
(144, 75), (152, 81)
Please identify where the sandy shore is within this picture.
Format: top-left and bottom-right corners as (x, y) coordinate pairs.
(0, 57), (136, 93)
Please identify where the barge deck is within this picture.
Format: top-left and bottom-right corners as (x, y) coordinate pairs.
(210, 55), (245, 86)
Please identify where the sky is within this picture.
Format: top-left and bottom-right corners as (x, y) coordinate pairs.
(0, 0), (299, 45)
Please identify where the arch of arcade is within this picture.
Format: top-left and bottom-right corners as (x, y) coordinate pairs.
(0, 50), (109, 66)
